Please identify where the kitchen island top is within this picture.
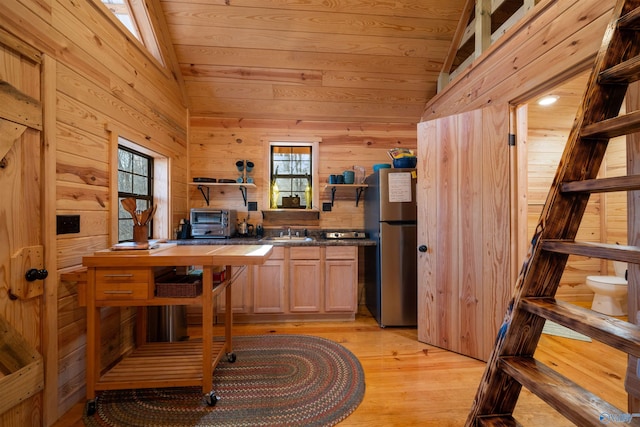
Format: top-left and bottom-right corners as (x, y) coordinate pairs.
(83, 243), (273, 267)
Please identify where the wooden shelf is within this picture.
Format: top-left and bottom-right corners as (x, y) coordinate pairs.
(189, 182), (256, 206)
(322, 184), (368, 206)
(96, 340), (225, 391)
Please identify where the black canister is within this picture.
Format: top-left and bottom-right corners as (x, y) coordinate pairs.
(178, 220), (191, 239)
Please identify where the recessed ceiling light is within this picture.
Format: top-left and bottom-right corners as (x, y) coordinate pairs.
(538, 95), (559, 106)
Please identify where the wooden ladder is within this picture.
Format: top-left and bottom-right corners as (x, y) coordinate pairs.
(466, 0), (640, 425)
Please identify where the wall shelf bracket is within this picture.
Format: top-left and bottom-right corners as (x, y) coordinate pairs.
(197, 185), (210, 206)
(355, 187), (365, 207)
(325, 184), (368, 207)
(239, 185), (248, 206)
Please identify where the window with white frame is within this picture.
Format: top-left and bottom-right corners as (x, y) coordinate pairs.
(269, 141), (318, 209)
(100, 0), (165, 65)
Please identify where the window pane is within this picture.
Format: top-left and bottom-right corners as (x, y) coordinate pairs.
(276, 178), (291, 192)
(133, 175), (148, 195)
(119, 219), (133, 241)
(119, 150), (132, 172)
(136, 198), (149, 211)
(118, 171), (132, 193)
(118, 197), (127, 218)
(133, 154), (148, 175)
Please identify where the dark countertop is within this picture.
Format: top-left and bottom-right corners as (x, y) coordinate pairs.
(171, 236), (376, 247)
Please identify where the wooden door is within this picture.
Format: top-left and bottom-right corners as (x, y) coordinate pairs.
(0, 39), (47, 425)
(416, 104), (513, 361)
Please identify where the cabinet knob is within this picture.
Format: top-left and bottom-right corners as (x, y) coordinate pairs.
(418, 245), (428, 253)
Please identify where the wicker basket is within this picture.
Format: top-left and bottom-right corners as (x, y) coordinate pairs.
(155, 273), (203, 298)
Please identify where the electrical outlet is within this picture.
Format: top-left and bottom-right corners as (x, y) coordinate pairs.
(248, 201), (258, 211)
(322, 202), (332, 212)
(57, 215), (80, 235)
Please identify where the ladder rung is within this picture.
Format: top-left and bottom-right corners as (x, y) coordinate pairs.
(541, 240), (640, 264)
(618, 6), (640, 30)
(598, 54), (640, 84)
(521, 297), (640, 357)
(499, 357), (640, 427)
(477, 415), (522, 427)
(581, 109), (640, 139)
(561, 174), (640, 193)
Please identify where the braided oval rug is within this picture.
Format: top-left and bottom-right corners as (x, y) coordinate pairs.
(83, 334), (365, 427)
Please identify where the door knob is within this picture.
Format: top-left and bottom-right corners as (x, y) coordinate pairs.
(418, 245), (428, 252)
(25, 268), (48, 282)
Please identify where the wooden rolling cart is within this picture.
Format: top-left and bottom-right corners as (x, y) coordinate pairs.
(81, 244), (272, 415)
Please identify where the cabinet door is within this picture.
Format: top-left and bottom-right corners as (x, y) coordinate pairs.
(325, 259), (357, 312)
(253, 260), (286, 313)
(217, 266), (251, 314)
(289, 259), (322, 312)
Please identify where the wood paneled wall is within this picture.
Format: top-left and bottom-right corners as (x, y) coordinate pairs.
(422, 0), (616, 121)
(188, 117), (417, 231)
(0, 0), (188, 423)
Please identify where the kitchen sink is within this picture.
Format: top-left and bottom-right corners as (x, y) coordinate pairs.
(260, 236), (315, 243)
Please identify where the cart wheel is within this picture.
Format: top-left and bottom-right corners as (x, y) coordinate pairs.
(226, 352), (237, 363)
(204, 391), (219, 406)
(86, 399), (97, 416)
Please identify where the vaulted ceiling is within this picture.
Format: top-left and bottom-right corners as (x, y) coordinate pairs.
(159, 0), (467, 124)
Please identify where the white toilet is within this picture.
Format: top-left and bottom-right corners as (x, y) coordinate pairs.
(586, 261), (628, 316)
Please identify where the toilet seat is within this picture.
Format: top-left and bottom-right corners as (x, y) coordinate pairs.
(586, 276), (627, 286)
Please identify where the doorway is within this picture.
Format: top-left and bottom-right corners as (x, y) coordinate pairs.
(514, 71), (628, 305)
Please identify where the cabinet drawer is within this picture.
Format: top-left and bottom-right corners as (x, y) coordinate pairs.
(96, 268), (150, 283)
(290, 246), (321, 260)
(268, 246), (286, 260)
(95, 282), (149, 300)
(95, 268), (150, 300)
(325, 246), (357, 260)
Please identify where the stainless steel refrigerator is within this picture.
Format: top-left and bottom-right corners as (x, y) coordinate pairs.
(364, 168), (417, 327)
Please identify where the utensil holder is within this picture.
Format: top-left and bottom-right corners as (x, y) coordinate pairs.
(133, 224), (148, 243)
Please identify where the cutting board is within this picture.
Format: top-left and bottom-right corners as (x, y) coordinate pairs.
(95, 242), (177, 256)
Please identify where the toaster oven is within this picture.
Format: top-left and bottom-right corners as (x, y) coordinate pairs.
(190, 209), (237, 238)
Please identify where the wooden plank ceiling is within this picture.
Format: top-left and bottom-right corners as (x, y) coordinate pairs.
(160, 0), (467, 123)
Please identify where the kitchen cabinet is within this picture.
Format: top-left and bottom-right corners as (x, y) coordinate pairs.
(289, 247), (322, 312)
(253, 246), (286, 313)
(213, 245), (359, 321)
(324, 246), (358, 312)
(217, 265), (251, 315)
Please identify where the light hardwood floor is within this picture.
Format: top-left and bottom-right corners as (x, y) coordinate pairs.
(54, 307), (628, 426)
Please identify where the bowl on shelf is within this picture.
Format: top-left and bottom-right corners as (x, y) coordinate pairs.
(392, 157), (417, 168)
(373, 163), (391, 172)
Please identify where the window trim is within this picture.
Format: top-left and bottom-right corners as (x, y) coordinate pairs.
(265, 138), (320, 211)
(108, 128), (170, 245)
